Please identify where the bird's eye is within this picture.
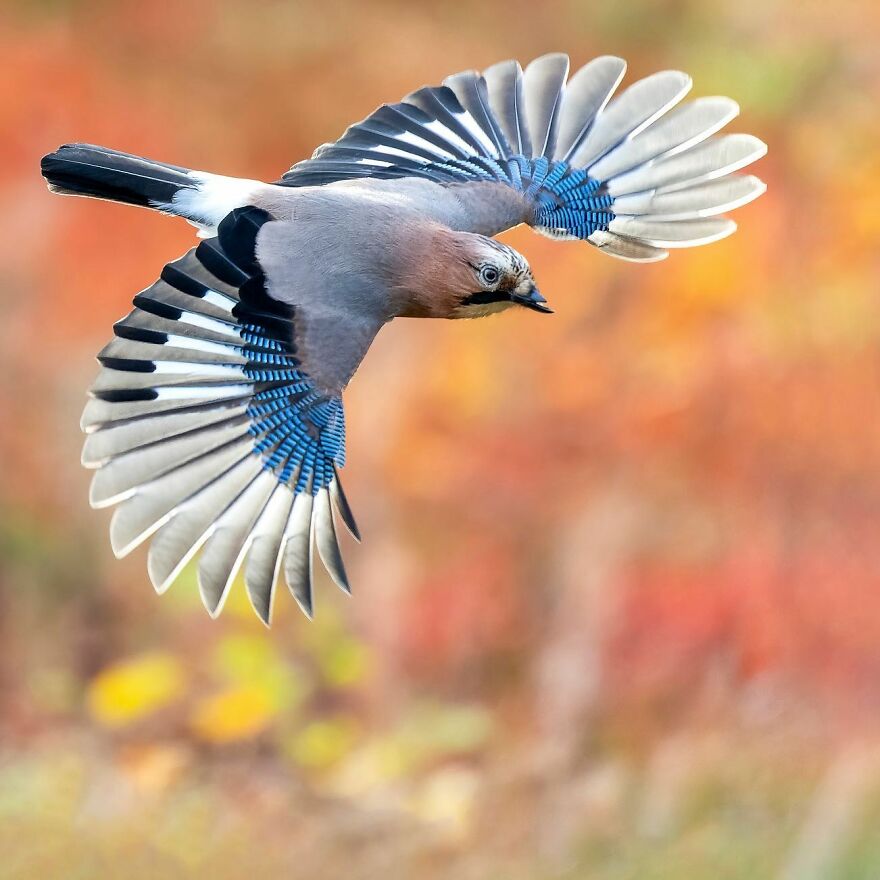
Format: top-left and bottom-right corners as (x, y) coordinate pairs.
(480, 265), (500, 287)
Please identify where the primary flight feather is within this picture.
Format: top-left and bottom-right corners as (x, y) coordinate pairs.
(40, 53), (767, 624)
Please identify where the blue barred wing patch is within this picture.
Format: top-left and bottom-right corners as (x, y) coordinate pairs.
(281, 84), (616, 243)
(81, 207), (357, 623)
(279, 72), (616, 242)
(280, 55), (766, 259)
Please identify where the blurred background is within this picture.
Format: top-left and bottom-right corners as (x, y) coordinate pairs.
(1, 0), (879, 877)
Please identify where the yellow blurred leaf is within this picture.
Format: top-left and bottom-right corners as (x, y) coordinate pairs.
(287, 717), (360, 770)
(87, 652), (185, 728)
(189, 684), (278, 743)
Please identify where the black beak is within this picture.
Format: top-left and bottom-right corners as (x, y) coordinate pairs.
(512, 286), (553, 314)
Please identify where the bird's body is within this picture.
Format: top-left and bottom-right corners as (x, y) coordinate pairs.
(41, 53), (767, 623)
(253, 179), (530, 322)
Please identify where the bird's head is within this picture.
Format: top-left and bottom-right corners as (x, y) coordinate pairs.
(392, 229), (551, 320)
(451, 236), (551, 319)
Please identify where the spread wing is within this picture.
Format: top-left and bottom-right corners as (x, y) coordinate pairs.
(280, 54), (767, 262)
(82, 207), (382, 623)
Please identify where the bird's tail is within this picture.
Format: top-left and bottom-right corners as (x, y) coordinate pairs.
(41, 143), (198, 209)
(40, 143), (260, 230)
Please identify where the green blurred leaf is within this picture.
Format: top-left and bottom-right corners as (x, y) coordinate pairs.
(399, 702), (494, 759)
(286, 717), (360, 770)
(211, 633), (308, 713)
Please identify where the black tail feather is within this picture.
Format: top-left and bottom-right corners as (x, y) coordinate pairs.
(40, 143), (197, 210)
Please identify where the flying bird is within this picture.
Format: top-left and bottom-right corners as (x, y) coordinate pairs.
(40, 54), (767, 623)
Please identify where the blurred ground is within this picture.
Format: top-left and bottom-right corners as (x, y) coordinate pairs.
(2, 0), (880, 877)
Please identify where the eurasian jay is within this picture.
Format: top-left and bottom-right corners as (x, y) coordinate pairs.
(40, 54), (766, 623)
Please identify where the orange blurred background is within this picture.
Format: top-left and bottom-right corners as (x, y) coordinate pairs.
(2, 1), (880, 876)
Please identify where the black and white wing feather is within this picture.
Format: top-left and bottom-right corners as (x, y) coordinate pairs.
(280, 54), (766, 261)
(82, 207), (372, 623)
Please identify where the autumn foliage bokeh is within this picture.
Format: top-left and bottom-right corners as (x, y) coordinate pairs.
(1, 1), (880, 877)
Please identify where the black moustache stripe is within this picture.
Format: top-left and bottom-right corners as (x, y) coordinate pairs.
(461, 290), (512, 306)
